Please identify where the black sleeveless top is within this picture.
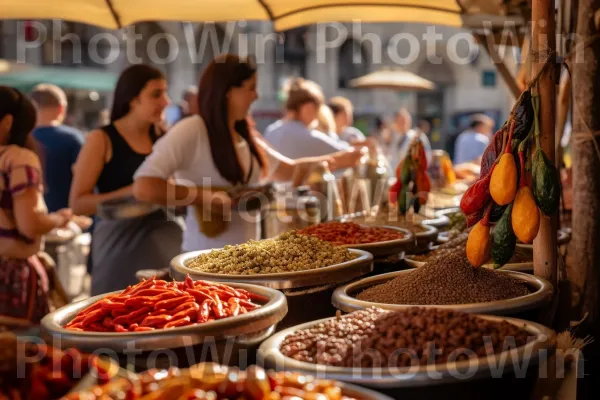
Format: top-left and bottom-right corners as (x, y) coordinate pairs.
(96, 124), (157, 194)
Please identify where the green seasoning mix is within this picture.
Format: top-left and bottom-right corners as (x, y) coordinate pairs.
(186, 232), (358, 275)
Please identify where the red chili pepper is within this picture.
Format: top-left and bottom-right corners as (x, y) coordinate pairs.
(129, 323), (139, 330)
(124, 296), (156, 308)
(171, 304), (199, 322)
(244, 291), (269, 304)
(134, 326), (155, 332)
(212, 296), (227, 318)
(164, 316), (191, 329)
(113, 324), (128, 333)
(101, 299), (126, 311)
(237, 299), (259, 310)
(154, 295), (192, 311)
(112, 306), (152, 326)
(185, 288), (214, 303)
(81, 308), (109, 326)
(87, 322), (109, 332)
(172, 300), (199, 315)
(228, 298), (241, 316)
(185, 276), (195, 289)
(132, 288), (170, 297)
(140, 314), (173, 327)
(459, 167), (494, 216)
(198, 300), (213, 323)
(102, 316), (115, 328)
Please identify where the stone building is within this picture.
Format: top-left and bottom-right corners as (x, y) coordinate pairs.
(1, 19), (517, 147)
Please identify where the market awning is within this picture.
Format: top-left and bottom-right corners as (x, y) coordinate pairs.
(1, 0), (464, 31)
(349, 69), (435, 91)
(0, 64), (118, 92)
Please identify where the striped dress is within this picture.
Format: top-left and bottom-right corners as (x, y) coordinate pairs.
(0, 145), (49, 329)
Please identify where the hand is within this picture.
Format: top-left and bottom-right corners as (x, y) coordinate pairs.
(50, 208), (73, 228)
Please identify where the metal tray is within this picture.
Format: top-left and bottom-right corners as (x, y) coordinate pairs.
(338, 226), (414, 258)
(331, 269), (552, 315)
(404, 257), (534, 273)
(516, 227), (571, 250)
(170, 249), (373, 290)
(257, 314), (556, 389)
(419, 213), (450, 229)
(41, 282), (287, 353)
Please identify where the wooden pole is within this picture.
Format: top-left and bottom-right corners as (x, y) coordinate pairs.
(531, 0), (558, 286)
(474, 34), (522, 98)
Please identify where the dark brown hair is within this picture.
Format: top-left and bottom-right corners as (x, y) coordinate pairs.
(110, 64), (165, 122)
(0, 86), (37, 148)
(197, 54), (264, 185)
(285, 78), (324, 112)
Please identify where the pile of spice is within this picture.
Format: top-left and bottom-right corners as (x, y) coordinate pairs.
(64, 276), (264, 332)
(357, 251), (530, 305)
(187, 231), (357, 275)
(280, 308), (531, 368)
(411, 231), (469, 262)
(279, 308), (387, 366)
(297, 221), (405, 246)
(344, 307), (531, 368)
(347, 213), (429, 233)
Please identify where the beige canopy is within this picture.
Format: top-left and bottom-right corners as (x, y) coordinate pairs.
(0, 0), (463, 31)
(349, 68), (435, 91)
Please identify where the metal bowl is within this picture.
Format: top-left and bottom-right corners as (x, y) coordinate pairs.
(41, 282), (287, 353)
(331, 269), (552, 316)
(257, 314), (556, 389)
(419, 213), (450, 229)
(516, 228), (571, 250)
(171, 249), (373, 290)
(404, 257), (534, 273)
(338, 226), (414, 258)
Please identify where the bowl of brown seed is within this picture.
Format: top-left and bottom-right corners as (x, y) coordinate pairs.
(331, 251), (552, 320)
(257, 307), (556, 396)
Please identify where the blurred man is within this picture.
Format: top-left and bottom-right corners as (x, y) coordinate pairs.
(328, 96), (366, 143)
(30, 84), (84, 212)
(389, 108), (432, 170)
(453, 114), (494, 164)
(181, 86), (198, 118)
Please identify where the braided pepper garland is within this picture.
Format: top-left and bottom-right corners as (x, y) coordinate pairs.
(389, 138), (431, 215)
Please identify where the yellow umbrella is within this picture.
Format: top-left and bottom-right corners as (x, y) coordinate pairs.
(1, 0), (463, 31)
(349, 68), (435, 91)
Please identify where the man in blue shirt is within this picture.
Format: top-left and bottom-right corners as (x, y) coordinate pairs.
(453, 114), (494, 165)
(30, 84), (84, 212)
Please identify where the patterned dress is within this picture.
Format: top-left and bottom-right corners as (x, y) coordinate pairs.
(0, 145), (50, 329)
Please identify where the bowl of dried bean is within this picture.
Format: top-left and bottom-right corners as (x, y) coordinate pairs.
(257, 307), (556, 390)
(331, 251), (552, 318)
(171, 231), (374, 289)
(296, 222), (415, 258)
(41, 276), (288, 353)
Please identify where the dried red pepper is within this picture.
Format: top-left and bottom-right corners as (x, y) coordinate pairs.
(64, 276), (263, 333)
(459, 165), (495, 216)
(297, 222), (405, 245)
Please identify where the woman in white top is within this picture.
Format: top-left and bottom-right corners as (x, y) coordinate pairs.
(133, 54), (344, 251)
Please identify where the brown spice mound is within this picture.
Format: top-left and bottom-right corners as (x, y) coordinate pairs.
(344, 307), (531, 368)
(357, 250), (531, 305)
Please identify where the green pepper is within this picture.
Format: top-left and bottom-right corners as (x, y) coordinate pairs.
(398, 185), (409, 214)
(401, 159), (413, 185)
(491, 204), (516, 268)
(531, 148), (560, 216)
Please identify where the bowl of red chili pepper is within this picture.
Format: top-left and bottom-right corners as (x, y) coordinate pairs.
(296, 222), (415, 258)
(41, 276), (288, 354)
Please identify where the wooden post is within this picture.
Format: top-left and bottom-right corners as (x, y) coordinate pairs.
(531, 0), (558, 286)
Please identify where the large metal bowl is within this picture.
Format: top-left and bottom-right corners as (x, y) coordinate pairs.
(171, 249), (373, 290)
(338, 226), (414, 258)
(257, 314), (556, 389)
(41, 282), (287, 353)
(331, 269), (552, 316)
(404, 257), (534, 273)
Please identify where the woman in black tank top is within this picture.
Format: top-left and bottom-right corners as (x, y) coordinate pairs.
(69, 65), (183, 295)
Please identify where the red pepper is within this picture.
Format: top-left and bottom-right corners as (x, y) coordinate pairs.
(140, 314), (173, 327)
(212, 296), (227, 318)
(132, 288), (170, 297)
(101, 299), (126, 311)
(164, 316), (191, 329)
(87, 322), (109, 332)
(185, 288), (214, 303)
(172, 300), (199, 315)
(244, 291), (269, 304)
(112, 306), (152, 326)
(81, 308), (109, 327)
(228, 298), (241, 316)
(154, 295), (192, 311)
(198, 300), (213, 323)
(113, 324), (128, 333)
(134, 326), (155, 332)
(185, 276), (195, 289)
(171, 305), (199, 322)
(124, 296), (155, 308)
(459, 166), (494, 216)
(237, 299), (260, 310)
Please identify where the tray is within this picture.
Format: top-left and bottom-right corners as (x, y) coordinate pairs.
(170, 248), (374, 290)
(41, 282), (287, 353)
(257, 314), (556, 389)
(331, 269), (552, 316)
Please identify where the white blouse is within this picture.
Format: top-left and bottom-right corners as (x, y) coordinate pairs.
(134, 115), (277, 252)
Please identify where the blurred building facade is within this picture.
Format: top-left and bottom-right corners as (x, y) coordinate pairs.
(1, 20), (517, 145)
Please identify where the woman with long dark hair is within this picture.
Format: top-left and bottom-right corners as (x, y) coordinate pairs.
(70, 65), (182, 295)
(133, 54), (357, 251)
(0, 86), (72, 328)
